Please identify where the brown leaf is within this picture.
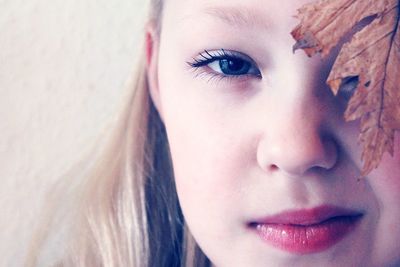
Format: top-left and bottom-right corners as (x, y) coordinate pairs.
(291, 0), (400, 176)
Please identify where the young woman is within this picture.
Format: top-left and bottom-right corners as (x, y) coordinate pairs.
(28, 0), (400, 266)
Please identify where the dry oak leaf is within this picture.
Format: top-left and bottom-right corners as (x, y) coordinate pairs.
(291, 0), (400, 176)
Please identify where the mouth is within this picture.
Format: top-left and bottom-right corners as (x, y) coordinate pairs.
(248, 205), (364, 254)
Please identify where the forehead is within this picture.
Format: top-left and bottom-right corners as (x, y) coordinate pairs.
(162, 0), (311, 30)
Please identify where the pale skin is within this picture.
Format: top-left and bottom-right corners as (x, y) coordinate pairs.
(146, 0), (400, 266)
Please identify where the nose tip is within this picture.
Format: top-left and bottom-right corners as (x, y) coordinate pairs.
(256, 132), (338, 177)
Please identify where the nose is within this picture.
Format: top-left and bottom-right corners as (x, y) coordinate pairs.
(256, 96), (338, 177)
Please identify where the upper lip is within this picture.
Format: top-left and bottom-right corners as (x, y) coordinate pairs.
(251, 205), (364, 226)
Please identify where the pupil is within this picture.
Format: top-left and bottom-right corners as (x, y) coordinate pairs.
(220, 58), (248, 75)
(228, 59), (244, 71)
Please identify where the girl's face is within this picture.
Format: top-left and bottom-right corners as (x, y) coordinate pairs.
(147, 0), (400, 266)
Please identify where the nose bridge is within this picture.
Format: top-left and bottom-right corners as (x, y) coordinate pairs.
(256, 89), (337, 177)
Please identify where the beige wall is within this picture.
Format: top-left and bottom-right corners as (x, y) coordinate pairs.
(0, 0), (146, 265)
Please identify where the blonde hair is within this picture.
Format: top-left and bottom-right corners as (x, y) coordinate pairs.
(26, 0), (210, 266)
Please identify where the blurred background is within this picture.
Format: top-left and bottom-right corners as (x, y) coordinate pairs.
(0, 0), (147, 265)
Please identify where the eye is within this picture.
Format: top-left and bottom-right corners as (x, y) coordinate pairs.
(208, 57), (253, 76)
(188, 49), (262, 79)
(337, 76), (358, 101)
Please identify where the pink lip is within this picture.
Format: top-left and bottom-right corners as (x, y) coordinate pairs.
(250, 205), (363, 254)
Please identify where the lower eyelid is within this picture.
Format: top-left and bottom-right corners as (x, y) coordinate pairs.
(189, 66), (257, 86)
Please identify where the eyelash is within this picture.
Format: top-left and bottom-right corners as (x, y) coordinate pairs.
(187, 49), (262, 82)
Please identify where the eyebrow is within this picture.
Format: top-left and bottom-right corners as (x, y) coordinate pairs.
(203, 5), (273, 30)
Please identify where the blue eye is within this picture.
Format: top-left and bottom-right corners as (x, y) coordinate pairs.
(337, 76), (358, 101)
(208, 57), (252, 75)
(188, 49), (261, 79)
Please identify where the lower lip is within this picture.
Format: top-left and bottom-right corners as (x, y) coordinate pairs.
(253, 215), (362, 254)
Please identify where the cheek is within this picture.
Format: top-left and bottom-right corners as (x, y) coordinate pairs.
(163, 100), (248, 209)
(157, 59), (260, 250)
(162, 104), (254, 260)
(366, 136), (400, 263)
(370, 135), (400, 201)
(370, 152), (400, 226)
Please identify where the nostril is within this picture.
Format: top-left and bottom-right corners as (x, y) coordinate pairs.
(269, 164), (279, 171)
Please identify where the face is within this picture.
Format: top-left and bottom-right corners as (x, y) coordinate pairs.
(147, 0), (400, 266)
